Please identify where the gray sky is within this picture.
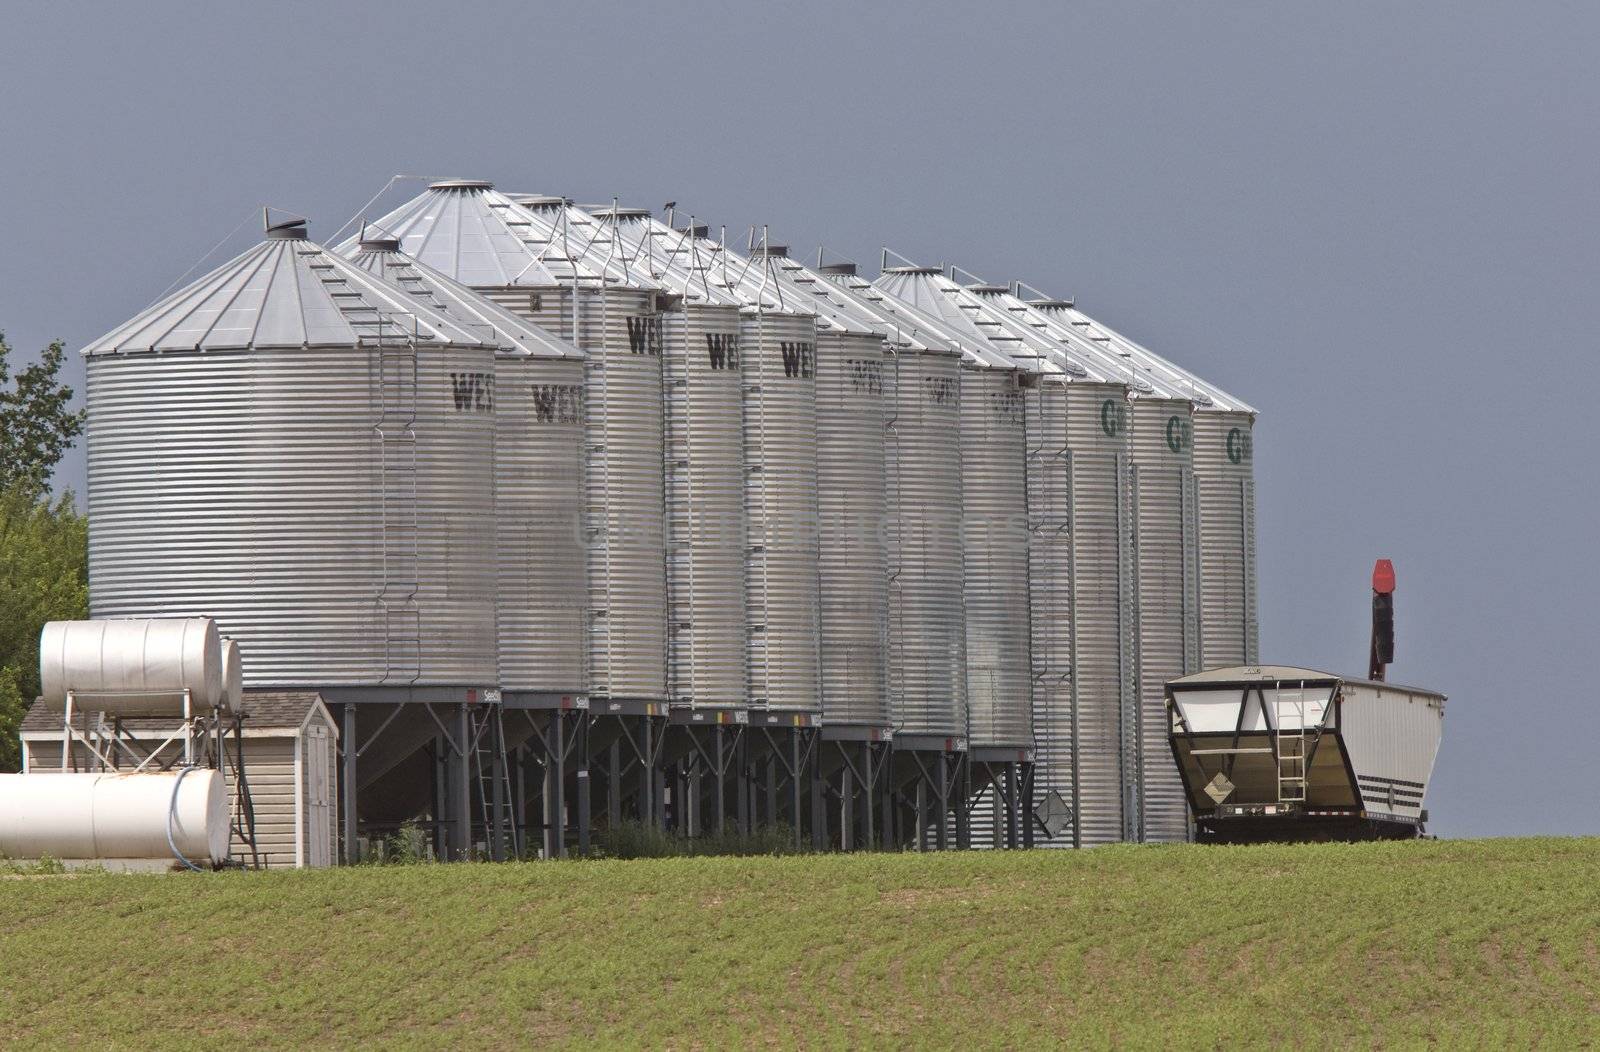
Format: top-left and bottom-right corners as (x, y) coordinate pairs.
(3, 1), (1594, 838)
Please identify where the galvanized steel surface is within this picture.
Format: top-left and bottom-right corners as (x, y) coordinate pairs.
(87, 339), (499, 687)
(663, 301), (748, 708)
(815, 329), (890, 728)
(344, 243), (588, 693)
(1193, 412), (1259, 669)
(493, 354), (588, 692)
(84, 234), (502, 356)
(1025, 380), (1136, 846)
(883, 348), (967, 738)
(741, 310), (822, 712)
(362, 183), (669, 701)
(959, 365), (1031, 749)
(1129, 398), (1200, 842)
(1069, 383), (1137, 846)
(578, 286), (669, 701)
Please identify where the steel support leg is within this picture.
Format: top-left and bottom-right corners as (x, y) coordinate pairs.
(638, 719), (653, 827)
(341, 703), (359, 864)
(452, 705), (471, 861)
(714, 726), (728, 834)
(608, 735), (622, 830)
(582, 713), (595, 850)
(1004, 763), (1020, 849)
(840, 757), (854, 852)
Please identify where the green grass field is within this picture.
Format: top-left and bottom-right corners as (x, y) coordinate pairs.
(3, 838), (1597, 1048)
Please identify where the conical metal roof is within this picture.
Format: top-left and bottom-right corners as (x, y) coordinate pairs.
(875, 264), (1107, 378)
(577, 206), (746, 308)
(1011, 284), (1254, 412)
(350, 180), (631, 290)
(83, 221), (501, 356)
(868, 264), (1036, 371)
(343, 235), (582, 360)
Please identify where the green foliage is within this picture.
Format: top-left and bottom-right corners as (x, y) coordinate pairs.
(2, 839), (1598, 1046)
(0, 486), (88, 770)
(597, 820), (806, 859)
(363, 822), (434, 866)
(0, 333), (85, 493)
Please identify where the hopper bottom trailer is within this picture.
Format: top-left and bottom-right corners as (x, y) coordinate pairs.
(1165, 665), (1443, 843)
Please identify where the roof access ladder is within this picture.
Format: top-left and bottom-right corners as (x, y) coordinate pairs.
(1274, 685), (1308, 803)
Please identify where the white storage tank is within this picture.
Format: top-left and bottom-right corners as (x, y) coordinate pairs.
(359, 183), (668, 703)
(39, 617), (224, 714)
(84, 219), (500, 688)
(0, 769), (229, 865)
(344, 234), (589, 695)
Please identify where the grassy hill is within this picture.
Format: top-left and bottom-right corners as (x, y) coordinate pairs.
(3, 838), (1598, 1047)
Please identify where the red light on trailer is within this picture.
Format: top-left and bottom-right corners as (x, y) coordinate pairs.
(1372, 559), (1396, 595)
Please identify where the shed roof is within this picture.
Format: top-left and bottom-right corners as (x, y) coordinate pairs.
(20, 690), (332, 735)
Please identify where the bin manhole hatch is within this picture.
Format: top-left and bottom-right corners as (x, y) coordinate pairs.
(1034, 791), (1073, 839)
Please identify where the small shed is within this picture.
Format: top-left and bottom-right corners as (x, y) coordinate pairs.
(20, 690), (338, 868)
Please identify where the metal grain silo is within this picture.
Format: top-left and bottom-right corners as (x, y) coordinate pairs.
(585, 208), (750, 715)
(873, 268), (1033, 757)
(955, 282), (1137, 848)
(686, 242), (823, 718)
(1039, 299), (1260, 670)
(1192, 410), (1257, 667)
(805, 268), (963, 739)
(1024, 298), (1198, 844)
(83, 217), (500, 688)
(343, 235), (588, 695)
(358, 182), (669, 706)
(750, 251), (893, 733)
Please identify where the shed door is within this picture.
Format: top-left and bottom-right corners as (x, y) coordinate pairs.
(305, 726), (333, 868)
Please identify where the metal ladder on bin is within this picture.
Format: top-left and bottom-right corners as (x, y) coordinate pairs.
(1274, 685), (1308, 804)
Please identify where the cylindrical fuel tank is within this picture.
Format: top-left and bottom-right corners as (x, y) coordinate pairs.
(221, 638), (242, 714)
(815, 329), (890, 728)
(740, 309), (822, 713)
(959, 364), (1031, 749)
(663, 301), (748, 709)
(39, 618), (223, 714)
(884, 347), (966, 739)
(0, 770), (229, 863)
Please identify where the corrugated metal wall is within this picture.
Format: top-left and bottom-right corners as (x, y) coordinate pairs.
(87, 345), (499, 688)
(815, 329), (891, 728)
(960, 365), (1032, 749)
(495, 355), (588, 693)
(1129, 398), (1200, 842)
(663, 302), (748, 708)
(741, 310), (822, 713)
(1194, 411), (1259, 668)
(1060, 384), (1136, 846)
(884, 348), (966, 739)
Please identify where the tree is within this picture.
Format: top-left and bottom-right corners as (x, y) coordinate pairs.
(0, 333), (89, 769)
(0, 488), (87, 770)
(0, 333), (86, 493)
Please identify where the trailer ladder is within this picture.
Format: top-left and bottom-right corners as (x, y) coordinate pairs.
(1274, 686), (1308, 803)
